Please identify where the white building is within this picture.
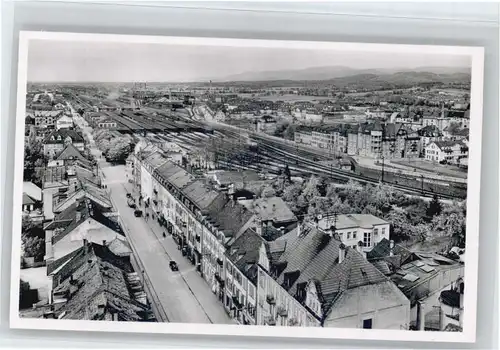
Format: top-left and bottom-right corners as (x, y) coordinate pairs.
(55, 114), (74, 130)
(316, 214), (390, 254)
(425, 140), (468, 164)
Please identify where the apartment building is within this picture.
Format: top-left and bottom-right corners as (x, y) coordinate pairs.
(256, 224), (410, 329)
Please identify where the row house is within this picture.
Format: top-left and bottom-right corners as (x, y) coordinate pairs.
(294, 129), (313, 146)
(32, 110), (64, 129)
(422, 108), (470, 131)
(238, 197), (298, 238)
(223, 228), (261, 324)
(256, 224), (410, 329)
(347, 122), (421, 160)
(294, 125), (352, 155)
(138, 151), (272, 324)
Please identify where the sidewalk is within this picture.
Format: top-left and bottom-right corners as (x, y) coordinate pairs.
(123, 179), (235, 325)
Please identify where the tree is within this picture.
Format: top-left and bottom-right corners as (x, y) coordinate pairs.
(282, 183), (302, 203)
(431, 201), (466, 246)
(283, 124), (297, 140)
(273, 121), (290, 138)
(447, 122), (461, 135)
(387, 209), (411, 243)
(21, 215), (45, 261)
(22, 235), (45, 261)
(261, 185), (276, 198)
(302, 175), (321, 201)
(426, 195), (442, 219)
(106, 137), (132, 163)
(283, 164), (292, 183)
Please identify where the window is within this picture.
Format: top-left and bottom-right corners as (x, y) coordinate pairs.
(347, 232), (351, 239)
(382, 228), (386, 236)
(374, 228), (378, 236)
(363, 318), (373, 329)
(363, 232), (371, 247)
(353, 232), (357, 239)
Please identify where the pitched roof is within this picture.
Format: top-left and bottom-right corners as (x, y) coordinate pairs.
(107, 237), (132, 257)
(182, 181), (222, 212)
(22, 193), (37, 205)
(33, 110), (63, 117)
(51, 198), (123, 244)
(273, 224), (389, 315)
(208, 198), (254, 238)
(367, 238), (412, 262)
(433, 140), (466, 149)
(389, 252), (460, 306)
(56, 143), (90, 164)
(23, 182), (42, 201)
(226, 229), (264, 284)
(51, 243), (149, 321)
(239, 197), (297, 224)
(44, 129), (84, 144)
(418, 125), (442, 137)
(54, 182), (111, 212)
(155, 160), (194, 190)
(215, 170), (261, 186)
(318, 214), (388, 231)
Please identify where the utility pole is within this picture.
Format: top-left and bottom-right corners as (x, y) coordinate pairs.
(381, 155), (385, 183)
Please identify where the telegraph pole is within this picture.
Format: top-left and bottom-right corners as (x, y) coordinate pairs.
(381, 156), (385, 183)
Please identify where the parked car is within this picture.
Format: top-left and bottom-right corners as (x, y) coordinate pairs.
(169, 261), (179, 271)
(126, 193), (132, 198)
(134, 209), (143, 217)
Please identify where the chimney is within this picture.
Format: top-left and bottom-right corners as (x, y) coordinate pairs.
(339, 243), (346, 263)
(418, 301), (426, 331)
(439, 306), (446, 331)
(296, 223), (301, 237)
(272, 203), (276, 212)
(102, 240), (106, 246)
(75, 208), (82, 222)
(83, 239), (89, 254)
(389, 240), (395, 257)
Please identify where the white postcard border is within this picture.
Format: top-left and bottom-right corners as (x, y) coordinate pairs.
(10, 31), (485, 344)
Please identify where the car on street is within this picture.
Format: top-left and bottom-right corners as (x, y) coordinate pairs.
(134, 209), (143, 217)
(169, 261), (179, 271)
(126, 193), (132, 198)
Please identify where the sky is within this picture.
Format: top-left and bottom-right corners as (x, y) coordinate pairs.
(27, 39), (471, 83)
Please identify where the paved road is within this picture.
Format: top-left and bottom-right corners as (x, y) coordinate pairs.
(71, 109), (233, 324)
(102, 164), (234, 324)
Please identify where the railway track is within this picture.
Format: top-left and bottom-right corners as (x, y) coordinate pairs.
(203, 121), (464, 200)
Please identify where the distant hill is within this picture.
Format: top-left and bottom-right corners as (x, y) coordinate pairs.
(216, 66), (378, 82)
(212, 65), (470, 84)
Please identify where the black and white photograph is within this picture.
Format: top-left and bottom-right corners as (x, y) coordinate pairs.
(10, 32), (484, 343)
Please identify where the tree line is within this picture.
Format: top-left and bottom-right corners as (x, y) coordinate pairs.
(260, 168), (466, 249)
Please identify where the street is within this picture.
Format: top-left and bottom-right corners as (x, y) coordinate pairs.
(73, 110), (233, 324)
